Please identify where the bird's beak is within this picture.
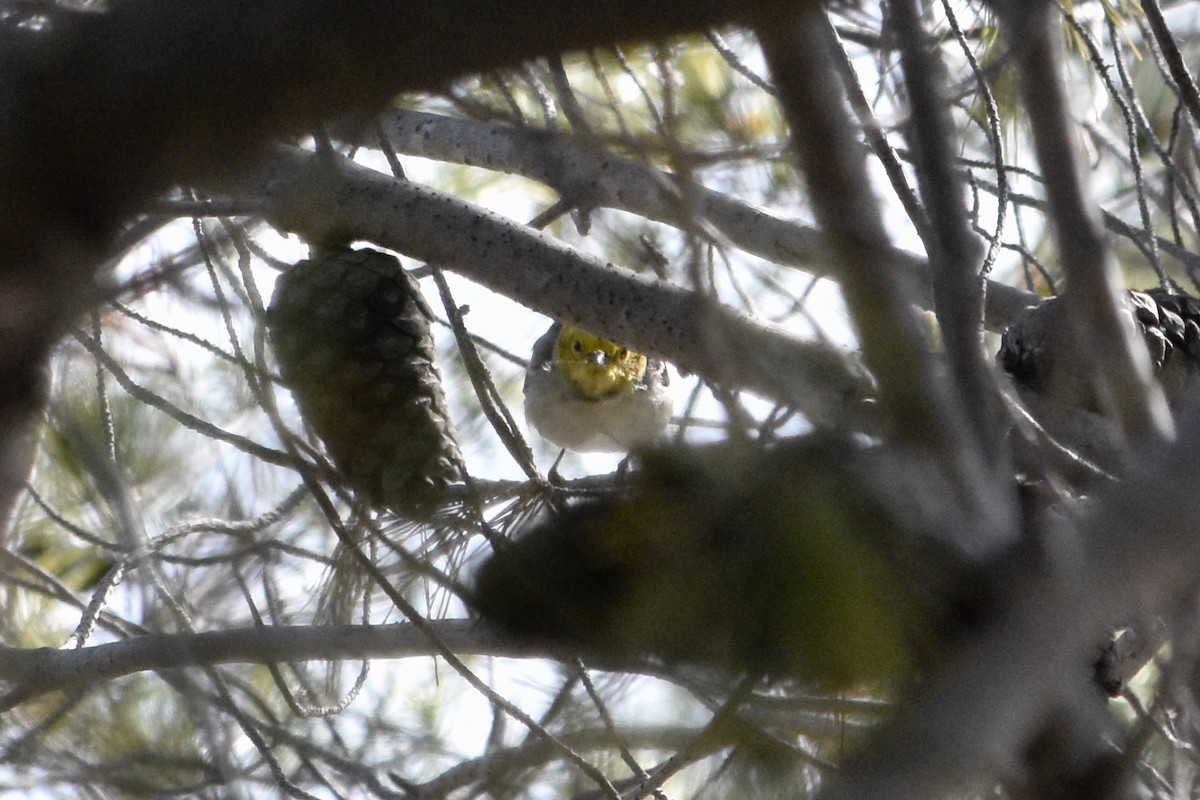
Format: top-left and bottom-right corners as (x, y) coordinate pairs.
(587, 350), (609, 367)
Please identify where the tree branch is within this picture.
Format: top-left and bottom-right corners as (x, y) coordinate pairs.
(208, 145), (877, 426)
(0, 620), (661, 711)
(0, 0), (808, 542)
(890, 0), (1006, 461)
(1008, 1), (1173, 445)
(368, 108), (1038, 331)
(756, 10), (951, 435)
(822, 409), (1200, 799)
(0, 0), (800, 259)
(757, 6), (1016, 558)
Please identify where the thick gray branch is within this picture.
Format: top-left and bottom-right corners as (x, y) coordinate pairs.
(1010, 2), (1172, 444)
(0, 621), (638, 710)
(211, 146), (877, 426)
(757, 7), (1016, 557)
(890, 0), (1005, 460)
(0, 0), (797, 262)
(757, 10), (955, 438)
(372, 108), (1038, 331)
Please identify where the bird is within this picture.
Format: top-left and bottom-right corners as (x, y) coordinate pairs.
(523, 322), (672, 453)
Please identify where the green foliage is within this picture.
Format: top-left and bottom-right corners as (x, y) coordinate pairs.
(474, 437), (958, 691)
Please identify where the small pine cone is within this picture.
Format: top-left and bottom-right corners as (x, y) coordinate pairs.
(998, 287), (1200, 411)
(267, 247), (462, 516)
(1129, 287), (1200, 406)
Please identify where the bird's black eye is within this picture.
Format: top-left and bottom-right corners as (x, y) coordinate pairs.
(572, 339), (583, 352)
(617, 348), (628, 359)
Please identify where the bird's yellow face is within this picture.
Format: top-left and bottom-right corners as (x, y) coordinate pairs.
(553, 326), (649, 401)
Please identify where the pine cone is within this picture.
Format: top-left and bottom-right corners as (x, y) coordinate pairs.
(998, 287), (1200, 411)
(267, 247), (462, 516)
